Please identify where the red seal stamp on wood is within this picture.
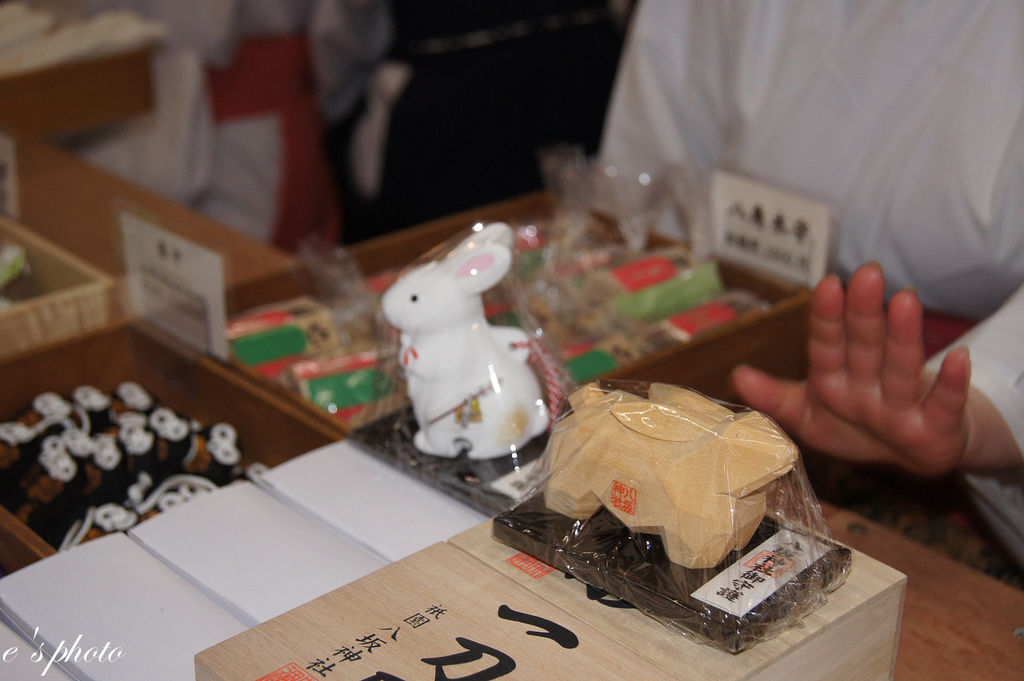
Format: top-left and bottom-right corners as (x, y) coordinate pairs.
(255, 663), (317, 681)
(507, 552), (555, 578)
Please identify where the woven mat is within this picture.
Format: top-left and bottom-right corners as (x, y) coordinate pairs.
(803, 452), (1024, 591)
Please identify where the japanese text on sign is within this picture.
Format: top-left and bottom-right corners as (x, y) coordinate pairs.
(690, 530), (828, 616)
(258, 604), (579, 681)
(120, 210), (229, 359)
(710, 171), (831, 287)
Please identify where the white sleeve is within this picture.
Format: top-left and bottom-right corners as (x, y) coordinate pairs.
(926, 282), (1024, 461)
(925, 100), (1024, 461)
(68, 50), (215, 205)
(927, 278), (1024, 570)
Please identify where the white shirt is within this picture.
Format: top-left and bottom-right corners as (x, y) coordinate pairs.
(601, 0), (1024, 320)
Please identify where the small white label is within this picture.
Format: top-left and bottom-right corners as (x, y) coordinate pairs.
(0, 133), (19, 219)
(121, 211), (228, 360)
(488, 458), (542, 502)
(690, 529), (829, 616)
(711, 171), (830, 287)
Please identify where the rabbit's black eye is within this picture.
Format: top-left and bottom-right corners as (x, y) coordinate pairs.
(410, 294), (418, 302)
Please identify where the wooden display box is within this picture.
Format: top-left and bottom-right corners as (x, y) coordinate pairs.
(346, 192), (810, 403)
(15, 137), (305, 316)
(605, 260), (809, 401)
(0, 215), (121, 359)
(0, 47), (153, 139)
(197, 526), (905, 681)
(226, 192), (810, 441)
(0, 321), (341, 574)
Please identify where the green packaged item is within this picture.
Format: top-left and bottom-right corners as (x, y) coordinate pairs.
(0, 243), (27, 292)
(303, 368), (391, 413)
(566, 349), (619, 383)
(225, 297), (341, 378)
(613, 261), (724, 323)
(229, 326), (309, 367)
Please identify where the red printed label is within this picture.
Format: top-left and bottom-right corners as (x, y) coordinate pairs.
(744, 550), (796, 578)
(367, 270), (401, 294)
(611, 256), (676, 292)
(332, 404), (367, 422)
(507, 552), (555, 578)
(610, 480), (637, 515)
(669, 300), (737, 336)
(253, 356), (302, 381)
(226, 309), (294, 338)
(256, 663), (317, 681)
(483, 301), (515, 318)
(560, 341), (596, 360)
(290, 351), (379, 379)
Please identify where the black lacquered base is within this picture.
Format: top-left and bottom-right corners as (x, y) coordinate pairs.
(345, 406), (548, 516)
(492, 494), (852, 654)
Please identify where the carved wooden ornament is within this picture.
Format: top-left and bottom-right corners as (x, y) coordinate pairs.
(544, 383), (798, 568)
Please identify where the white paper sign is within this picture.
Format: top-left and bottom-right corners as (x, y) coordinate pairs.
(711, 171), (831, 286)
(690, 529), (830, 616)
(0, 133), (18, 219)
(120, 211), (228, 359)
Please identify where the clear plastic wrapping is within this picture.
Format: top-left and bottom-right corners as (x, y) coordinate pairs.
(225, 238), (397, 425)
(0, 239), (28, 295)
(492, 380), (851, 654)
(346, 221), (571, 515)
(522, 148), (772, 382)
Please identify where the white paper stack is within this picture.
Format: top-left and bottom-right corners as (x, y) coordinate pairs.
(128, 480), (387, 626)
(0, 532), (247, 681)
(256, 440), (487, 562)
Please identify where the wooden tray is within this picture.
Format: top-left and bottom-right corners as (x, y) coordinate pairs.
(605, 258), (809, 402)
(0, 47), (153, 139)
(0, 321), (341, 574)
(0, 215), (121, 359)
(333, 194), (808, 403)
(227, 193), (809, 439)
(14, 136), (305, 316)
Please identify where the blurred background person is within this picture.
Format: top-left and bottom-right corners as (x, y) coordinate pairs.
(324, 0), (631, 244)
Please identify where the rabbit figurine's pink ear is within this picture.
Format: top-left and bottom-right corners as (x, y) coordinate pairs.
(452, 243), (511, 294)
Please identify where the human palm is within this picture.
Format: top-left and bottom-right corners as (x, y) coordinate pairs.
(732, 263), (971, 476)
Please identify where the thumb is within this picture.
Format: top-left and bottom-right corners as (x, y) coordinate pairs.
(731, 364), (806, 428)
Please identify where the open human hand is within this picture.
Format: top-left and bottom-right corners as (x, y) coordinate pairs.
(731, 262), (972, 476)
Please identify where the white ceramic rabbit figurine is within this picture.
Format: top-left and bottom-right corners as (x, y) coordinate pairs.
(381, 222), (549, 459)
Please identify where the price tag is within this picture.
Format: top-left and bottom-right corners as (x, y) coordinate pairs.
(120, 210), (229, 360)
(0, 133), (19, 219)
(488, 458), (542, 502)
(710, 171), (831, 286)
(691, 529), (829, 616)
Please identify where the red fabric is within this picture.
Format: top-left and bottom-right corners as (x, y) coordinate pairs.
(922, 310), (975, 359)
(206, 35), (340, 251)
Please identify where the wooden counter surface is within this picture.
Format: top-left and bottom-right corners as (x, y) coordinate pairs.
(347, 191), (556, 274)
(0, 48), (153, 140)
(13, 137), (304, 312)
(823, 504), (1024, 680)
